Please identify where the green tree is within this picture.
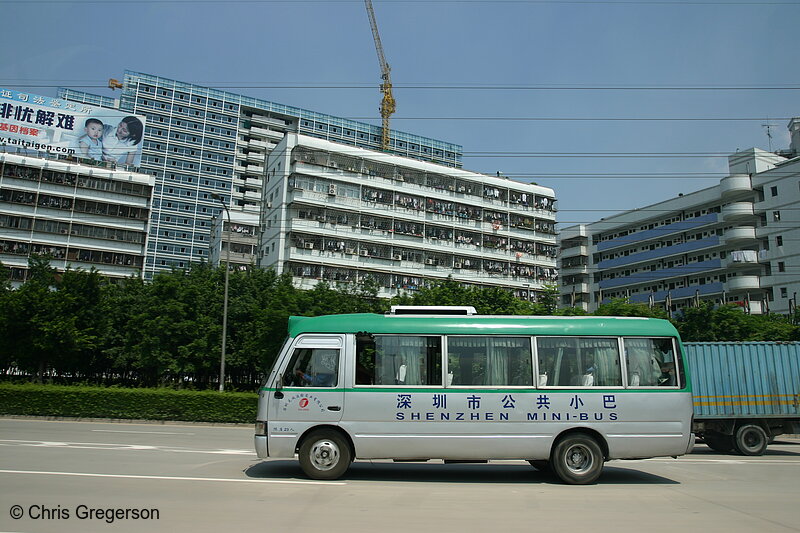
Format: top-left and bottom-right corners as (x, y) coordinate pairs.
(5, 255), (60, 382)
(594, 298), (670, 319)
(676, 303), (799, 341)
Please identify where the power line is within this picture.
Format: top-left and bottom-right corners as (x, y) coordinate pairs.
(6, 83), (800, 91)
(9, 0), (800, 4)
(352, 116), (797, 122)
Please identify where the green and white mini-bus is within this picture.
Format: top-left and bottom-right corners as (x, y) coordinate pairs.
(254, 306), (694, 484)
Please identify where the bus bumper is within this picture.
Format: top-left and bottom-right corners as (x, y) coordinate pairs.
(686, 433), (696, 455)
(255, 435), (269, 458)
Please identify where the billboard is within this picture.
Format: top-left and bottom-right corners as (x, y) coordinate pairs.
(0, 88), (146, 167)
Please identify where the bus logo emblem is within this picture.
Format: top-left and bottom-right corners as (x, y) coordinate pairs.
(299, 398), (309, 409)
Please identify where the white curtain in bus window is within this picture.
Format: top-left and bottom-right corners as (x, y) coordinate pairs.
(447, 337), (532, 386)
(623, 338), (676, 387)
(358, 336), (442, 385)
(535, 337), (621, 387)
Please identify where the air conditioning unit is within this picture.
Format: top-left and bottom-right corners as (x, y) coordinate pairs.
(359, 249), (369, 257)
(345, 248), (355, 255)
(392, 254), (402, 261)
(303, 242), (314, 250)
(328, 184), (337, 195)
(425, 259), (436, 266)
(454, 262), (463, 268)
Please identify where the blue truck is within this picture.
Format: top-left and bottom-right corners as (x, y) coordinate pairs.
(685, 342), (800, 455)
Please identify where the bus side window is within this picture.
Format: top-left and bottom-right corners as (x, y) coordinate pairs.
(448, 336), (532, 386)
(356, 335), (441, 386)
(623, 338), (678, 387)
(536, 337), (621, 387)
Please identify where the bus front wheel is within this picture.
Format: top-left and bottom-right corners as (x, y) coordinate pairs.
(299, 429), (352, 480)
(551, 433), (604, 485)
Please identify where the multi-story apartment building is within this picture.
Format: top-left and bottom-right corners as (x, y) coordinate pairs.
(559, 118), (800, 315)
(0, 150), (154, 284)
(60, 71), (463, 278)
(260, 134), (559, 300)
(558, 224), (591, 312)
(209, 209), (259, 271)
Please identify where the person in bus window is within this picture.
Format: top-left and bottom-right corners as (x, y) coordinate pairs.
(659, 361), (676, 386)
(295, 368), (334, 387)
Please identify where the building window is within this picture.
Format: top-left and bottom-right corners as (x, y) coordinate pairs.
(778, 262), (786, 273)
(773, 211), (781, 221)
(777, 235), (783, 246)
(781, 288), (788, 298)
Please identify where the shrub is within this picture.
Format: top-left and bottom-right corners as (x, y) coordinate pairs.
(0, 384), (257, 424)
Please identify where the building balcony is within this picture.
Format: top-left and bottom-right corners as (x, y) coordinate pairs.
(244, 190), (260, 201)
(627, 282), (724, 305)
(719, 174), (752, 198)
(560, 263), (589, 275)
(599, 259), (722, 290)
(725, 275), (761, 292)
(246, 164), (265, 174)
(250, 114), (287, 129)
(597, 213), (718, 252)
(245, 152), (266, 164)
(722, 202), (755, 221)
(597, 236), (720, 269)
(247, 138), (269, 149)
(561, 245), (588, 257)
(723, 251), (761, 270)
(721, 226), (757, 245)
(562, 282), (590, 294)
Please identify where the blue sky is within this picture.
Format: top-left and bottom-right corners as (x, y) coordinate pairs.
(2, 0), (798, 224)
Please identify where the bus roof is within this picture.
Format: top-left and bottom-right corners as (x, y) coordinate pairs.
(287, 314), (681, 338)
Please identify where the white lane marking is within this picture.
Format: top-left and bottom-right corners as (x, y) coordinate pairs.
(0, 439), (252, 455)
(91, 429), (195, 435)
(640, 458), (800, 465)
(0, 469), (345, 486)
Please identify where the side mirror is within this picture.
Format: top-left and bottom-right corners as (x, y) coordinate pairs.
(274, 373), (284, 399)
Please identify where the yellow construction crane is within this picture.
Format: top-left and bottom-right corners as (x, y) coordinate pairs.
(364, 0), (396, 152)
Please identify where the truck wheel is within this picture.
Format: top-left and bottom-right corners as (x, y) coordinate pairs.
(298, 429), (352, 480)
(551, 433), (604, 485)
(734, 424), (768, 456)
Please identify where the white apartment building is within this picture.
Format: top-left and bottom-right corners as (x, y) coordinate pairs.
(209, 209), (259, 271)
(259, 134), (559, 300)
(559, 224), (591, 312)
(559, 118), (800, 316)
(0, 150), (154, 284)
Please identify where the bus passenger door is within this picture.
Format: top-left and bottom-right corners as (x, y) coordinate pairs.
(268, 335), (345, 449)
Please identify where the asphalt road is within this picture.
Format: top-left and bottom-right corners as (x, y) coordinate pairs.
(1, 418), (799, 533)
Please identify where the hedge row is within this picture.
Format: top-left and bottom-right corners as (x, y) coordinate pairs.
(0, 384), (258, 423)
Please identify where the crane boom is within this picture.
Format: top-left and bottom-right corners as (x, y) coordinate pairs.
(364, 0), (396, 151)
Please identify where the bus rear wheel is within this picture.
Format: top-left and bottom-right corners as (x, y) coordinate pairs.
(299, 429), (352, 480)
(551, 433), (604, 485)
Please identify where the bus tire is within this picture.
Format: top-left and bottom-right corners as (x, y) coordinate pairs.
(551, 433), (604, 485)
(734, 424), (768, 456)
(527, 460), (551, 472)
(298, 429), (352, 480)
